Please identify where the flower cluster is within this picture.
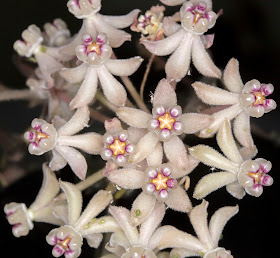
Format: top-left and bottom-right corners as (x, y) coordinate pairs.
(2, 0), (277, 257)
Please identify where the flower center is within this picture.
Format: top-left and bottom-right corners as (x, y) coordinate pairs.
(151, 173), (169, 191)
(247, 170), (262, 184)
(87, 42), (101, 55)
(157, 113), (175, 130)
(58, 236), (71, 250)
(193, 11), (205, 24)
(35, 131), (50, 142)
(109, 139), (126, 156)
(138, 12), (160, 35)
(252, 91), (265, 106)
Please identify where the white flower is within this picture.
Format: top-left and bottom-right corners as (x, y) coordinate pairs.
(24, 106), (103, 180)
(142, 0), (221, 81)
(60, 33), (143, 108)
(4, 163), (64, 237)
(46, 181), (118, 258)
(159, 200), (237, 258)
(189, 120), (273, 199)
(192, 58), (277, 150)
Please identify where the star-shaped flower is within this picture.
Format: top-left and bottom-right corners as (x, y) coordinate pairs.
(192, 58), (277, 150)
(59, 33), (143, 108)
(58, 0), (140, 59)
(142, 0), (221, 81)
(189, 120), (273, 199)
(158, 200), (237, 258)
(46, 181), (118, 258)
(4, 163), (64, 237)
(24, 106), (103, 180)
(116, 79), (212, 170)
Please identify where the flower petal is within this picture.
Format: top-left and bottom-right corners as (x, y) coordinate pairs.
(192, 36), (221, 79)
(141, 29), (184, 56)
(99, 9), (140, 29)
(58, 133), (103, 154)
(70, 66), (98, 109)
(107, 168), (145, 189)
(55, 145), (88, 180)
(179, 113), (213, 134)
(147, 142), (163, 167)
(152, 79), (177, 109)
(165, 186), (192, 213)
(85, 233), (103, 248)
(97, 65), (127, 107)
(160, 0), (186, 6)
(233, 110), (254, 148)
(209, 204), (239, 247)
(165, 33), (194, 81)
(170, 248), (200, 258)
(139, 202), (166, 246)
(199, 104), (242, 138)
(164, 135), (188, 171)
(58, 106), (90, 136)
(105, 56), (143, 76)
(49, 149), (68, 171)
(162, 17), (181, 36)
(59, 180), (82, 226)
(29, 163), (60, 211)
(193, 171), (237, 199)
(117, 107), (152, 128)
(75, 190), (113, 231)
(131, 192), (157, 227)
(217, 120), (243, 165)
(129, 132), (159, 164)
(226, 181), (246, 199)
(109, 206), (139, 245)
(59, 63), (88, 84)
(223, 58), (243, 94)
(94, 14), (131, 48)
(192, 81), (239, 105)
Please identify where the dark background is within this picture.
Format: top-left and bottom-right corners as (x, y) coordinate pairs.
(0, 0), (280, 257)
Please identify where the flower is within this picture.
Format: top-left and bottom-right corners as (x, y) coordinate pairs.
(189, 120), (273, 199)
(192, 58), (277, 149)
(46, 181), (118, 258)
(142, 0), (221, 81)
(60, 33), (143, 109)
(105, 201), (174, 257)
(43, 19), (71, 47)
(131, 5), (165, 41)
(13, 25), (64, 88)
(116, 79), (212, 168)
(158, 200), (237, 258)
(4, 163), (64, 237)
(101, 118), (135, 167)
(59, 0), (140, 58)
(24, 106), (103, 180)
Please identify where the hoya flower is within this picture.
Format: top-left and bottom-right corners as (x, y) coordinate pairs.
(46, 181), (119, 257)
(43, 19), (71, 47)
(24, 106), (103, 180)
(192, 58), (277, 149)
(189, 120), (273, 199)
(13, 25), (64, 88)
(60, 0), (140, 58)
(142, 0), (221, 81)
(4, 163), (64, 237)
(131, 5), (165, 41)
(116, 79), (212, 168)
(101, 118), (137, 167)
(158, 200), (237, 258)
(60, 33), (143, 109)
(105, 202), (174, 257)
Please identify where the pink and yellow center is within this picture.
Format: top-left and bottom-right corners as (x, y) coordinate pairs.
(87, 42), (101, 55)
(109, 139), (126, 156)
(193, 12), (204, 24)
(58, 236), (71, 250)
(35, 131), (49, 142)
(247, 170), (262, 184)
(157, 113), (175, 130)
(252, 91), (265, 106)
(151, 173), (168, 191)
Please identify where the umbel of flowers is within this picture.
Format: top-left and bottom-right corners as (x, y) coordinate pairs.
(2, 0), (277, 257)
